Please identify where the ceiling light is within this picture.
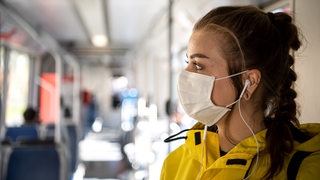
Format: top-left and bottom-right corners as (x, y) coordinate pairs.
(91, 35), (108, 47)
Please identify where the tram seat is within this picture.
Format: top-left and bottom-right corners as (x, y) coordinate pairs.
(44, 124), (55, 139)
(66, 124), (78, 173)
(44, 124), (78, 173)
(4, 145), (61, 180)
(5, 126), (39, 143)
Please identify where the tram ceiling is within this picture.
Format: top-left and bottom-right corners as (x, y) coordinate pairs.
(1, 0), (278, 68)
(1, 0), (168, 66)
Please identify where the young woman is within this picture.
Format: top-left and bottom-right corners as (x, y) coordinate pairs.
(161, 5), (320, 179)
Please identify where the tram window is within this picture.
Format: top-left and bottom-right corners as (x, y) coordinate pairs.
(5, 50), (30, 126)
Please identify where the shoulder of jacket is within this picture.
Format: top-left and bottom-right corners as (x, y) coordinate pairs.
(296, 151), (320, 179)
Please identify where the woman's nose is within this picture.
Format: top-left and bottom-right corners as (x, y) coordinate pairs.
(184, 63), (193, 72)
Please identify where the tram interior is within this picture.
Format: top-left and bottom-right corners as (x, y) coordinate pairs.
(1, 0), (319, 180)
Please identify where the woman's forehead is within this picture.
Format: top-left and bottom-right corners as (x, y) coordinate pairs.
(187, 30), (226, 54)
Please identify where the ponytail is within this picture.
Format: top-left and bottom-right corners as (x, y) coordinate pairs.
(263, 12), (301, 179)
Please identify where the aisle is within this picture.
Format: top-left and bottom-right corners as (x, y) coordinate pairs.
(78, 108), (134, 180)
(77, 108), (170, 180)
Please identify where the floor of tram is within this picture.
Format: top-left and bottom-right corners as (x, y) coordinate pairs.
(78, 109), (135, 180)
(80, 131), (130, 179)
(76, 108), (170, 180)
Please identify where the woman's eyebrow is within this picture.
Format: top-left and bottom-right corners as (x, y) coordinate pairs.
(188, 53), (209, 59)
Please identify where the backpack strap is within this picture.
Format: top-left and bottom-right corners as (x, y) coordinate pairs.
(287, 151), (312, 180)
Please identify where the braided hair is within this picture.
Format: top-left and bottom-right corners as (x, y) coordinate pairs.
(194, 5), (302, 178)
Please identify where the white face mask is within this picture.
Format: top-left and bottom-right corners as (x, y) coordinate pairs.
(177, 70), (248, 126)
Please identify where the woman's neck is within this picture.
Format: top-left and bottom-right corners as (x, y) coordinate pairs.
(216, 103), (265, 152)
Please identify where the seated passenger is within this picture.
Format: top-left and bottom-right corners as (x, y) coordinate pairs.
(23, 107), (40, 125)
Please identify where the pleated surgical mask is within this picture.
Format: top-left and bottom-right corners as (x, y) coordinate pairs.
(177, 70), (248, 126)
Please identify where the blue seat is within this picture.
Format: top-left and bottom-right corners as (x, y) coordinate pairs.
(43, 124), (78, 173)
(5, 126), (39, 143)
(66, 124), (78, 173)
(5, 145), (60, 180)
(44, 124), (55, 139)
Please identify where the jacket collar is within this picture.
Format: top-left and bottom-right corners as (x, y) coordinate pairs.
(185, 123), (267, 162)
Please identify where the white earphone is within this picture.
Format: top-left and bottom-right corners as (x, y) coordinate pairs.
(245, 79), (251, 88)
(239, 79), (251, 98)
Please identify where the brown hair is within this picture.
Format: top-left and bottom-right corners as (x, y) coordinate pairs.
(194, 5), (301, 178)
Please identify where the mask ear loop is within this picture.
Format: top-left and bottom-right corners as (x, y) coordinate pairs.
(226, 79), (251, 108)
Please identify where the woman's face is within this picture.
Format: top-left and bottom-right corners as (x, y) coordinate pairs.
(186, 29), (237, 106)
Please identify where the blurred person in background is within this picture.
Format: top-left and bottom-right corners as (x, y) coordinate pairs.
(23, 106), (40, 125)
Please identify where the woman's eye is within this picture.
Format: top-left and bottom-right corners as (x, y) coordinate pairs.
(193, 61), (202, 70)
(184, 57), (202, 70)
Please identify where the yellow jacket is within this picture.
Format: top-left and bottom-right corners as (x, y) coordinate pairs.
(161, 123), (320, 180)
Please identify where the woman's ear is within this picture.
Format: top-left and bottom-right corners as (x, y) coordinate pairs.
(243, 69), (261, 100)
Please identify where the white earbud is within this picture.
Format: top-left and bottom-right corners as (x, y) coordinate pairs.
(239, 80), (250, 98)
(245, 79), (251, 88)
